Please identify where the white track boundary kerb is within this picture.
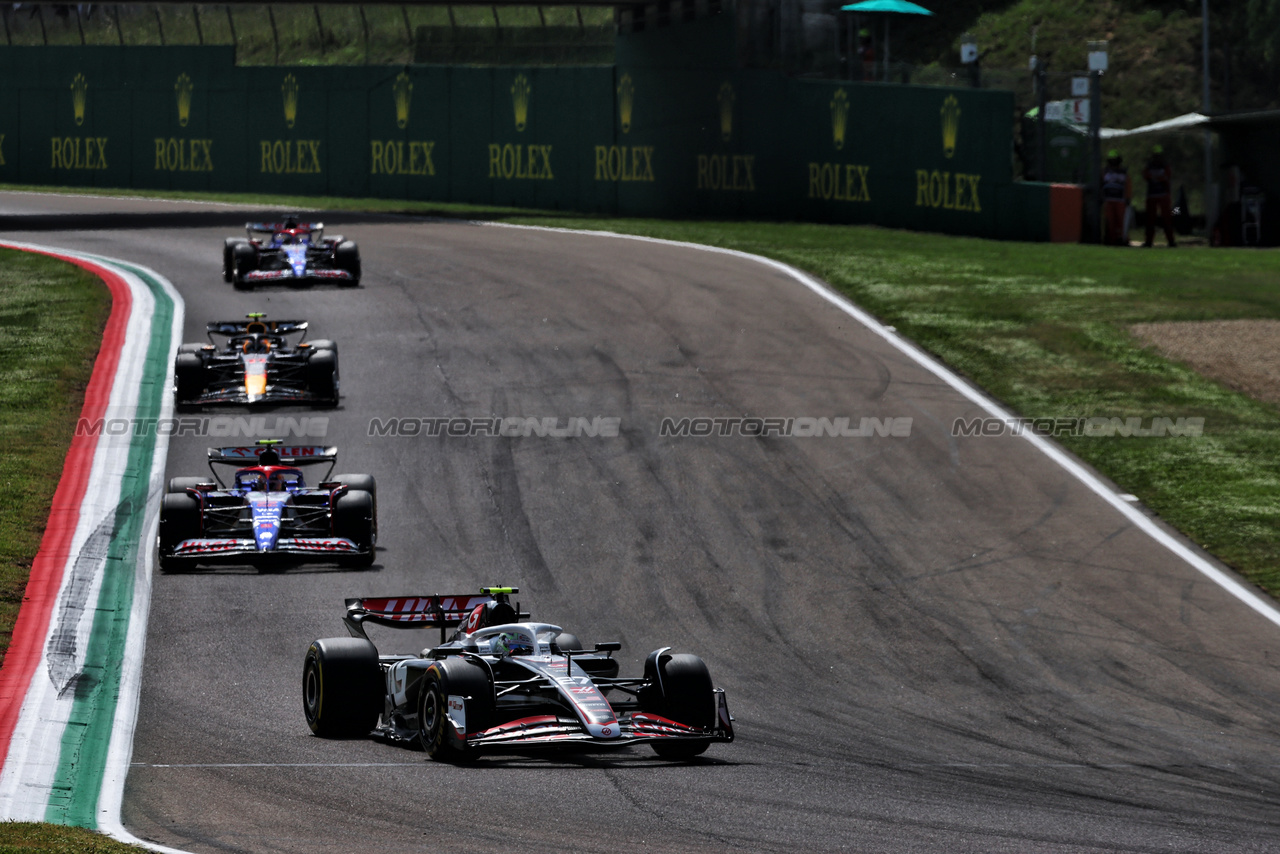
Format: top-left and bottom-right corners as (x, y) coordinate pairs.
(482, 220), (1280, 630)
(0, 244), (190, 854)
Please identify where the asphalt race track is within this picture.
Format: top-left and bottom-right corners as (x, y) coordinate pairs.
(5, 192), (1280, 853)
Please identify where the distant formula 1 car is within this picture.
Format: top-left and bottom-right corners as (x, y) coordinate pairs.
(159, 440), (376, 571)
(302, 587), (734, 761)
(174, 314), (339, 407)
(223, 218), (360, 289)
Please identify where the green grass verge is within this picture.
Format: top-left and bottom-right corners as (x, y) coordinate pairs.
(0, 821), (149, 851)
(0, 246), (109, 667)
(0, 252), (117, 852)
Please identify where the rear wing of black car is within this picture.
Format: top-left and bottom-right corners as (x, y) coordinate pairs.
(206, 319), (309, 337)
(344, 588), (527, 643)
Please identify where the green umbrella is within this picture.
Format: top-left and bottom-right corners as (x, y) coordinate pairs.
(841, 0), (934, 81)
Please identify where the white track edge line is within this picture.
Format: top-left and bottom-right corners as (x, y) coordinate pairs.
(480, 220), (1280, 630)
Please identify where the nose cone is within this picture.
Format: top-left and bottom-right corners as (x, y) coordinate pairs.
(249, 496), (282, 551)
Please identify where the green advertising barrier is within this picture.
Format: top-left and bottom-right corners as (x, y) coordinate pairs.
(0, 39), (1051, 241)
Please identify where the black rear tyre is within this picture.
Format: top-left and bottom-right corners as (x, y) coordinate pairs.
(167, 476), (208, 494)
(232, 243), (257, 290)
(174, 353), (204, 404)
(332, 488), (374, 566)
(419, 658), (493, 761)
(307, 349), (339, 404)
(223, 238), (246, 282)
(302, 637), (382, 737)
(158, 492), (201, 573)
(334, 240), (361, 286)
(643, 653), (715, 759)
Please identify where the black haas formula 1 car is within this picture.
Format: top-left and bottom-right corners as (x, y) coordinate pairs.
(174, 314), (339, 407)
(223, 218), (360, 289)
(159, 440), (376, 572)
(302, 588), (734, 762)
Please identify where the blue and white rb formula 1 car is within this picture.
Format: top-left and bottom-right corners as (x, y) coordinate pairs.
(159, 441), (376, 571)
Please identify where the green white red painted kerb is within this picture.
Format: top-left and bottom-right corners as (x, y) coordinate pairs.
(0, 243), (187, 852)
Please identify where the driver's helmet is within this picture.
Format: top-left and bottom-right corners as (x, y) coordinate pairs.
(237, 471), (267, 491)
(268, 470), (301, 491)
(491, 631), (533, 657)
(241, 334), (270, 354)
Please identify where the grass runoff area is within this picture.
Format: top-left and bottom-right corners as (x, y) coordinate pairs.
(0, 821), (148, 851)
(2, 185), (1280, 848)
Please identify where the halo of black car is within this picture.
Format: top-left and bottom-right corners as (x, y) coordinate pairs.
(223, 219), (361, 289)
(173, 315), (339, 407)
(159, 440), (377, 572)
(302, 588), (734, 762)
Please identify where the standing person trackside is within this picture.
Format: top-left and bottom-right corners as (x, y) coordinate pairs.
(1101, 150), (1132, 245)
(1142, 145), (1177, 247)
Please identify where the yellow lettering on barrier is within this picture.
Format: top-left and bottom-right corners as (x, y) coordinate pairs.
(51, 137), (108, 170)
(593, 145), (655, 182)
(696, 153), (755, 192)
(806, 163), (871, 202)
(914, 169), (982, 213)
(487, 143), (553, 181)
(370, 140), (435, 176)
(153, 138), (213, 172)
(259, 140), (322, 175)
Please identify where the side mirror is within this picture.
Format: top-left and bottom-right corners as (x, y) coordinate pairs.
(594, 642), (621, 653)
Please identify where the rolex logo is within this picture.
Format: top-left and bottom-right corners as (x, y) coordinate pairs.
(830, 89), (849, 151)
(175, 73), (193, 128)
(717, 82), (734, 143)
(394, 72), (412, 129)
(618, 74), (634, 134)
(511, 74), (531, 132)
(941, 94), (960, 159)
(282, 73), (299, 129)
(71, 73), (88, 126)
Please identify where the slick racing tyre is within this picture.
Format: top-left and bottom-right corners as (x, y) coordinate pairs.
(174, 353), (205, 405)
(303, 637), (382, 738)
(642, 653), (715, 759)
(167, 476), (208, 494)
(552, 632), (583, 653)
(305, 339), (337, 354)
(232, 243), (257, 290)
(333, 473), (376, 535)
(332, 489), (375, 567)
(223, 238), (247, 283)
(334, 240), (361, 286)
(307, 349), (339, 405)
(419, 658), (493, 762)
(158, 492), (200, 573)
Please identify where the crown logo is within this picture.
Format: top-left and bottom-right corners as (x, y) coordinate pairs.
(393, 72), (413, 129)
(71, 73), (88, 126)
(830, 89), (849, 151)
(717, 82), (734, 143)
(282, 73), (299, 129)
(175, 73), (193, 128)
(618, 74), (635, 134)
(941, 94), (960, 159)
(511, 74), (531, 132)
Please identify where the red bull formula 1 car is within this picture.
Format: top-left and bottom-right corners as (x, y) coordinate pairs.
(174, 314), (339, 407)
(302, 588), (734, 761)
(159, 441), (376, 571)
(223, 218), (360, 289)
